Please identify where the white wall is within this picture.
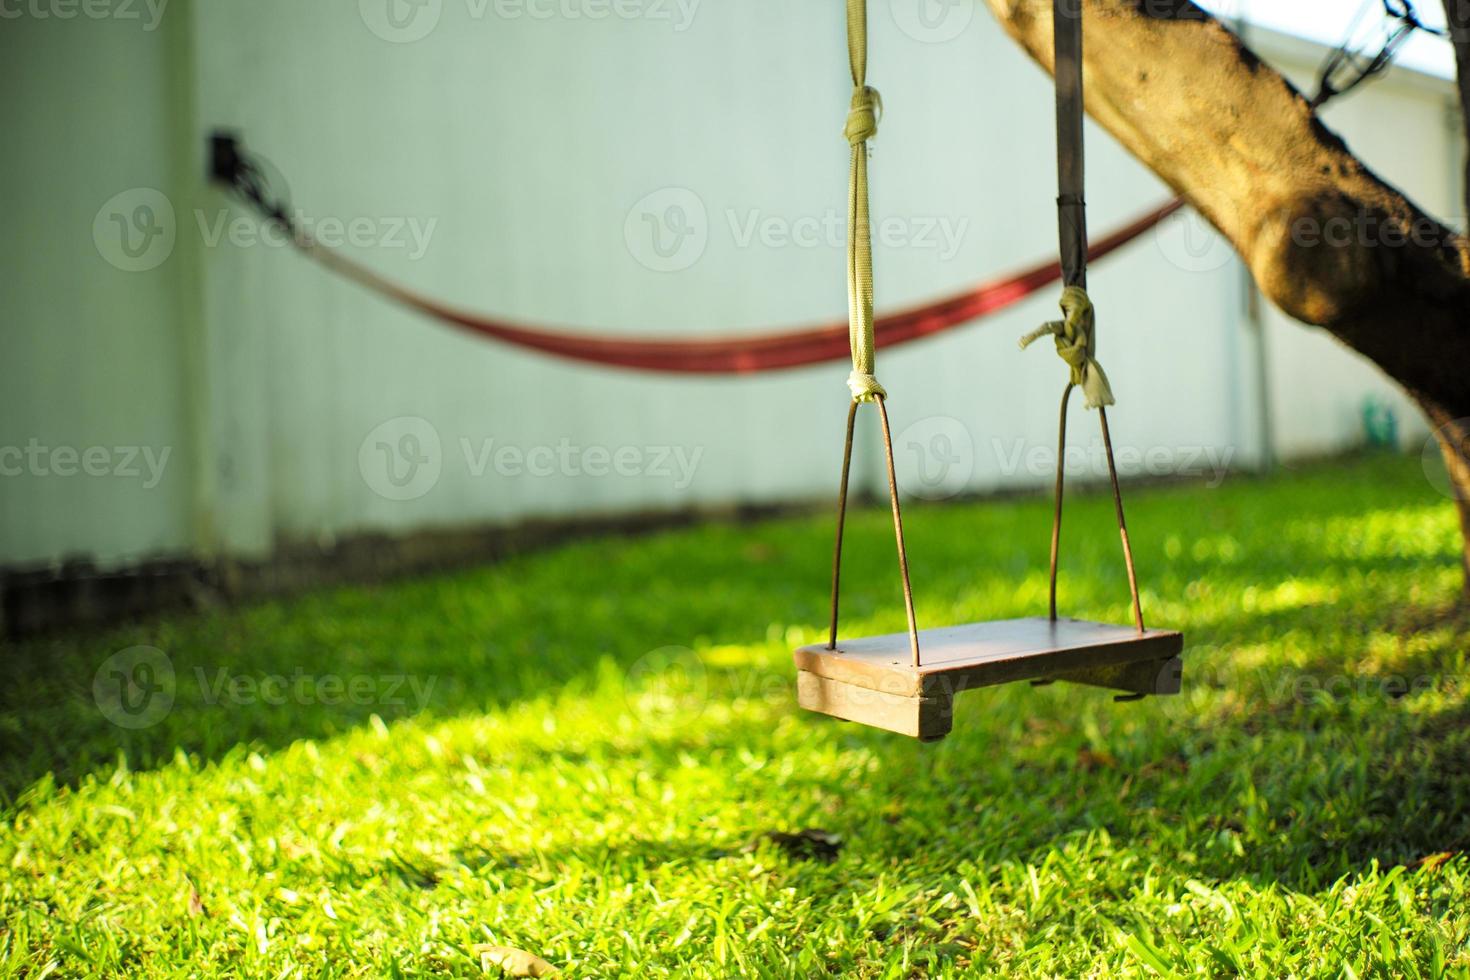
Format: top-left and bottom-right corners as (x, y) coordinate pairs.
(0, 1), (1461, 572)
(0, 4), (197, 568)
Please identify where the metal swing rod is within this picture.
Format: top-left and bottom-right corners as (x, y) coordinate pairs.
(823, 0), (1153, 675)
(1047, 0), (1145, 634)
(795, 5), (1185, 739)
(827, 398), (921, 667)
(824, 0), (923, 668)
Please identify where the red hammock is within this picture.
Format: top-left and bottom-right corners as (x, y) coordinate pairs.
(302, 198), (1181, 375)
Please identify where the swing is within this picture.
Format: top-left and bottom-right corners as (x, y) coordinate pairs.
(794, 0), (1184, 741)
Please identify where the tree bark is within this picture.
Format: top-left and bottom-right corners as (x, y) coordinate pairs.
(1447, 0), (1470, 221)
(982, 0), (1470, 588)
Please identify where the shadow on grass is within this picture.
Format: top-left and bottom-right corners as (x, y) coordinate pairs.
(1, 455), (1466, 897)
(348, 674), (1470, 903)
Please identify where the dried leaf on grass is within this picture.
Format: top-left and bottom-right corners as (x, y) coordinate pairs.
(474, 945), (558, 977)
(743, 828), (843, 862)
(1408, 852), (1457, 873)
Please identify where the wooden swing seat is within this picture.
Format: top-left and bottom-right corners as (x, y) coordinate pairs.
(792, 0), (1186, 743)
(794, 617), (1183, 741)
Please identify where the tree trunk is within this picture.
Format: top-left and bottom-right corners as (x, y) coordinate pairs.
(982, 0), (1470, 588)
(1449, 0), (1470, 223)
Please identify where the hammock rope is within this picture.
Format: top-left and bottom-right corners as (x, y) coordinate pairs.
(212, 134), (1180, 377)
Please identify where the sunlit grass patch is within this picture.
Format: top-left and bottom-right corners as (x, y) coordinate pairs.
(1, 454), (1468, 976)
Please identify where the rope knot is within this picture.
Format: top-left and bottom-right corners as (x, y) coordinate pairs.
(1018, 285), (1116, 410)
(844, 85), (882, 145)
(847, 370), (887, 403)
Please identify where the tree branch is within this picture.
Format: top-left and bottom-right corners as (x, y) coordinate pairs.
(982, 0), (1470, 419)
(1446, 0), (1470, 221)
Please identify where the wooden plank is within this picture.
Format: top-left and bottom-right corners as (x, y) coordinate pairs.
(1050, 656), (1184, 697)
(794, 617), (1183, 698)
(796, 670), (953, 741)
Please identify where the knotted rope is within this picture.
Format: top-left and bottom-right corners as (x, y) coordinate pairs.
(1019, 285), (1115, 409)
(844, 0), (884, 402)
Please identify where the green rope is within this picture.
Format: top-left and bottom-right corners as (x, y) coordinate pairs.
(844, 0), (884, 403)
(1019, 285), (1116, 409)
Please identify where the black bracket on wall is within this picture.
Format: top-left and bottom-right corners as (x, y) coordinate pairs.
(208, 130), (245, 185)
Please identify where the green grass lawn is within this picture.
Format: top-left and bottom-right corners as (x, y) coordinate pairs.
(2, 454), (1469, 977)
